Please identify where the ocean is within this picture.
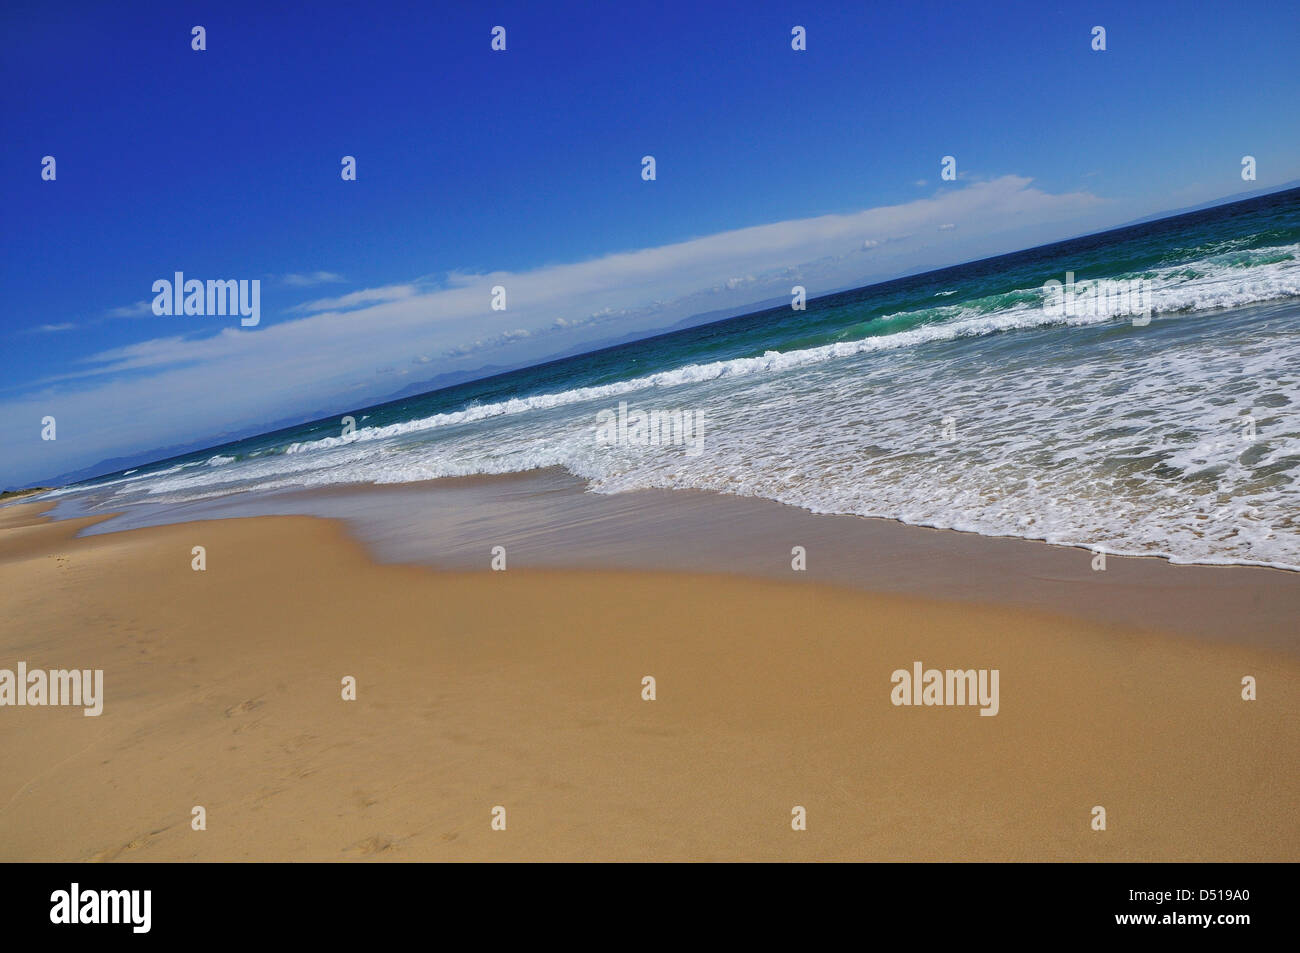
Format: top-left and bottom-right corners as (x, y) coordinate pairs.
(44, 188), (1300, 570)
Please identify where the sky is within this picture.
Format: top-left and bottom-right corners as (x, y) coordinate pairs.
(2, 0), (1299, 488)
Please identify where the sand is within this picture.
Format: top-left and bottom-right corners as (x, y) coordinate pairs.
(64, 467), (1300, 653)
(0, 498), (1296, 861)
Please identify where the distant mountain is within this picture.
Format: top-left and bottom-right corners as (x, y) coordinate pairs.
(32, 409), (342, 491)
(375, 362), (522, 403)
(31, 441), (239, 490)
(1115, 181), (1300, 229)
(373, 296), (795, 403)
(544, 296), (794, 360)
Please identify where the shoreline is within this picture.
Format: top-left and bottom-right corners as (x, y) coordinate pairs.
(35, 469), (1300, 656)
(35, 464), (1300, 574)
(1, 496), (1296, 861)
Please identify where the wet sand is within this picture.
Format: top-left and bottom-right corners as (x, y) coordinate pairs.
(54, 468), (1300, 654)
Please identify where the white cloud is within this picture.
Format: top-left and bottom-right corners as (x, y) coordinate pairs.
(289, 284), (419, 314)
(282, 271), (346, 287)
(106, 300), (153, 318)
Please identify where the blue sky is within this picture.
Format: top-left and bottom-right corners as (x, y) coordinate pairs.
(2, 0), (1298, 487)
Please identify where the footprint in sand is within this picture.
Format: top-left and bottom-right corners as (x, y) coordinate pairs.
(88, 825), (172, 862)
(223, 698), (264, 717)
(345, 835), (395, 856)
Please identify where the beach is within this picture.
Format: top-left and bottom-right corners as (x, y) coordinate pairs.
(2, 487), (1295, 862)
(5, 0), (1300, 887)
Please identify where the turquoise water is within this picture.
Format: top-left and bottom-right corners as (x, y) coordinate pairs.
(50, 188), (1300, 568)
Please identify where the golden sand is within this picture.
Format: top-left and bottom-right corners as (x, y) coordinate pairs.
(0, 501), (1295, 861)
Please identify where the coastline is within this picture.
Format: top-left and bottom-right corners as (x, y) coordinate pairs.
(1, 492), (1296, 861)
(43, 467), (1300, 654)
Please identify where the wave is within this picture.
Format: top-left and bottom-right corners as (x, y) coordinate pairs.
(280, 245), (1300, 459)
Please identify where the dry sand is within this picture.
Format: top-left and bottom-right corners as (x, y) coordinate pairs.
(0, 499), (1296, 861)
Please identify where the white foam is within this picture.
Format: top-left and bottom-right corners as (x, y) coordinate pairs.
(272, 245), (1300, 460)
